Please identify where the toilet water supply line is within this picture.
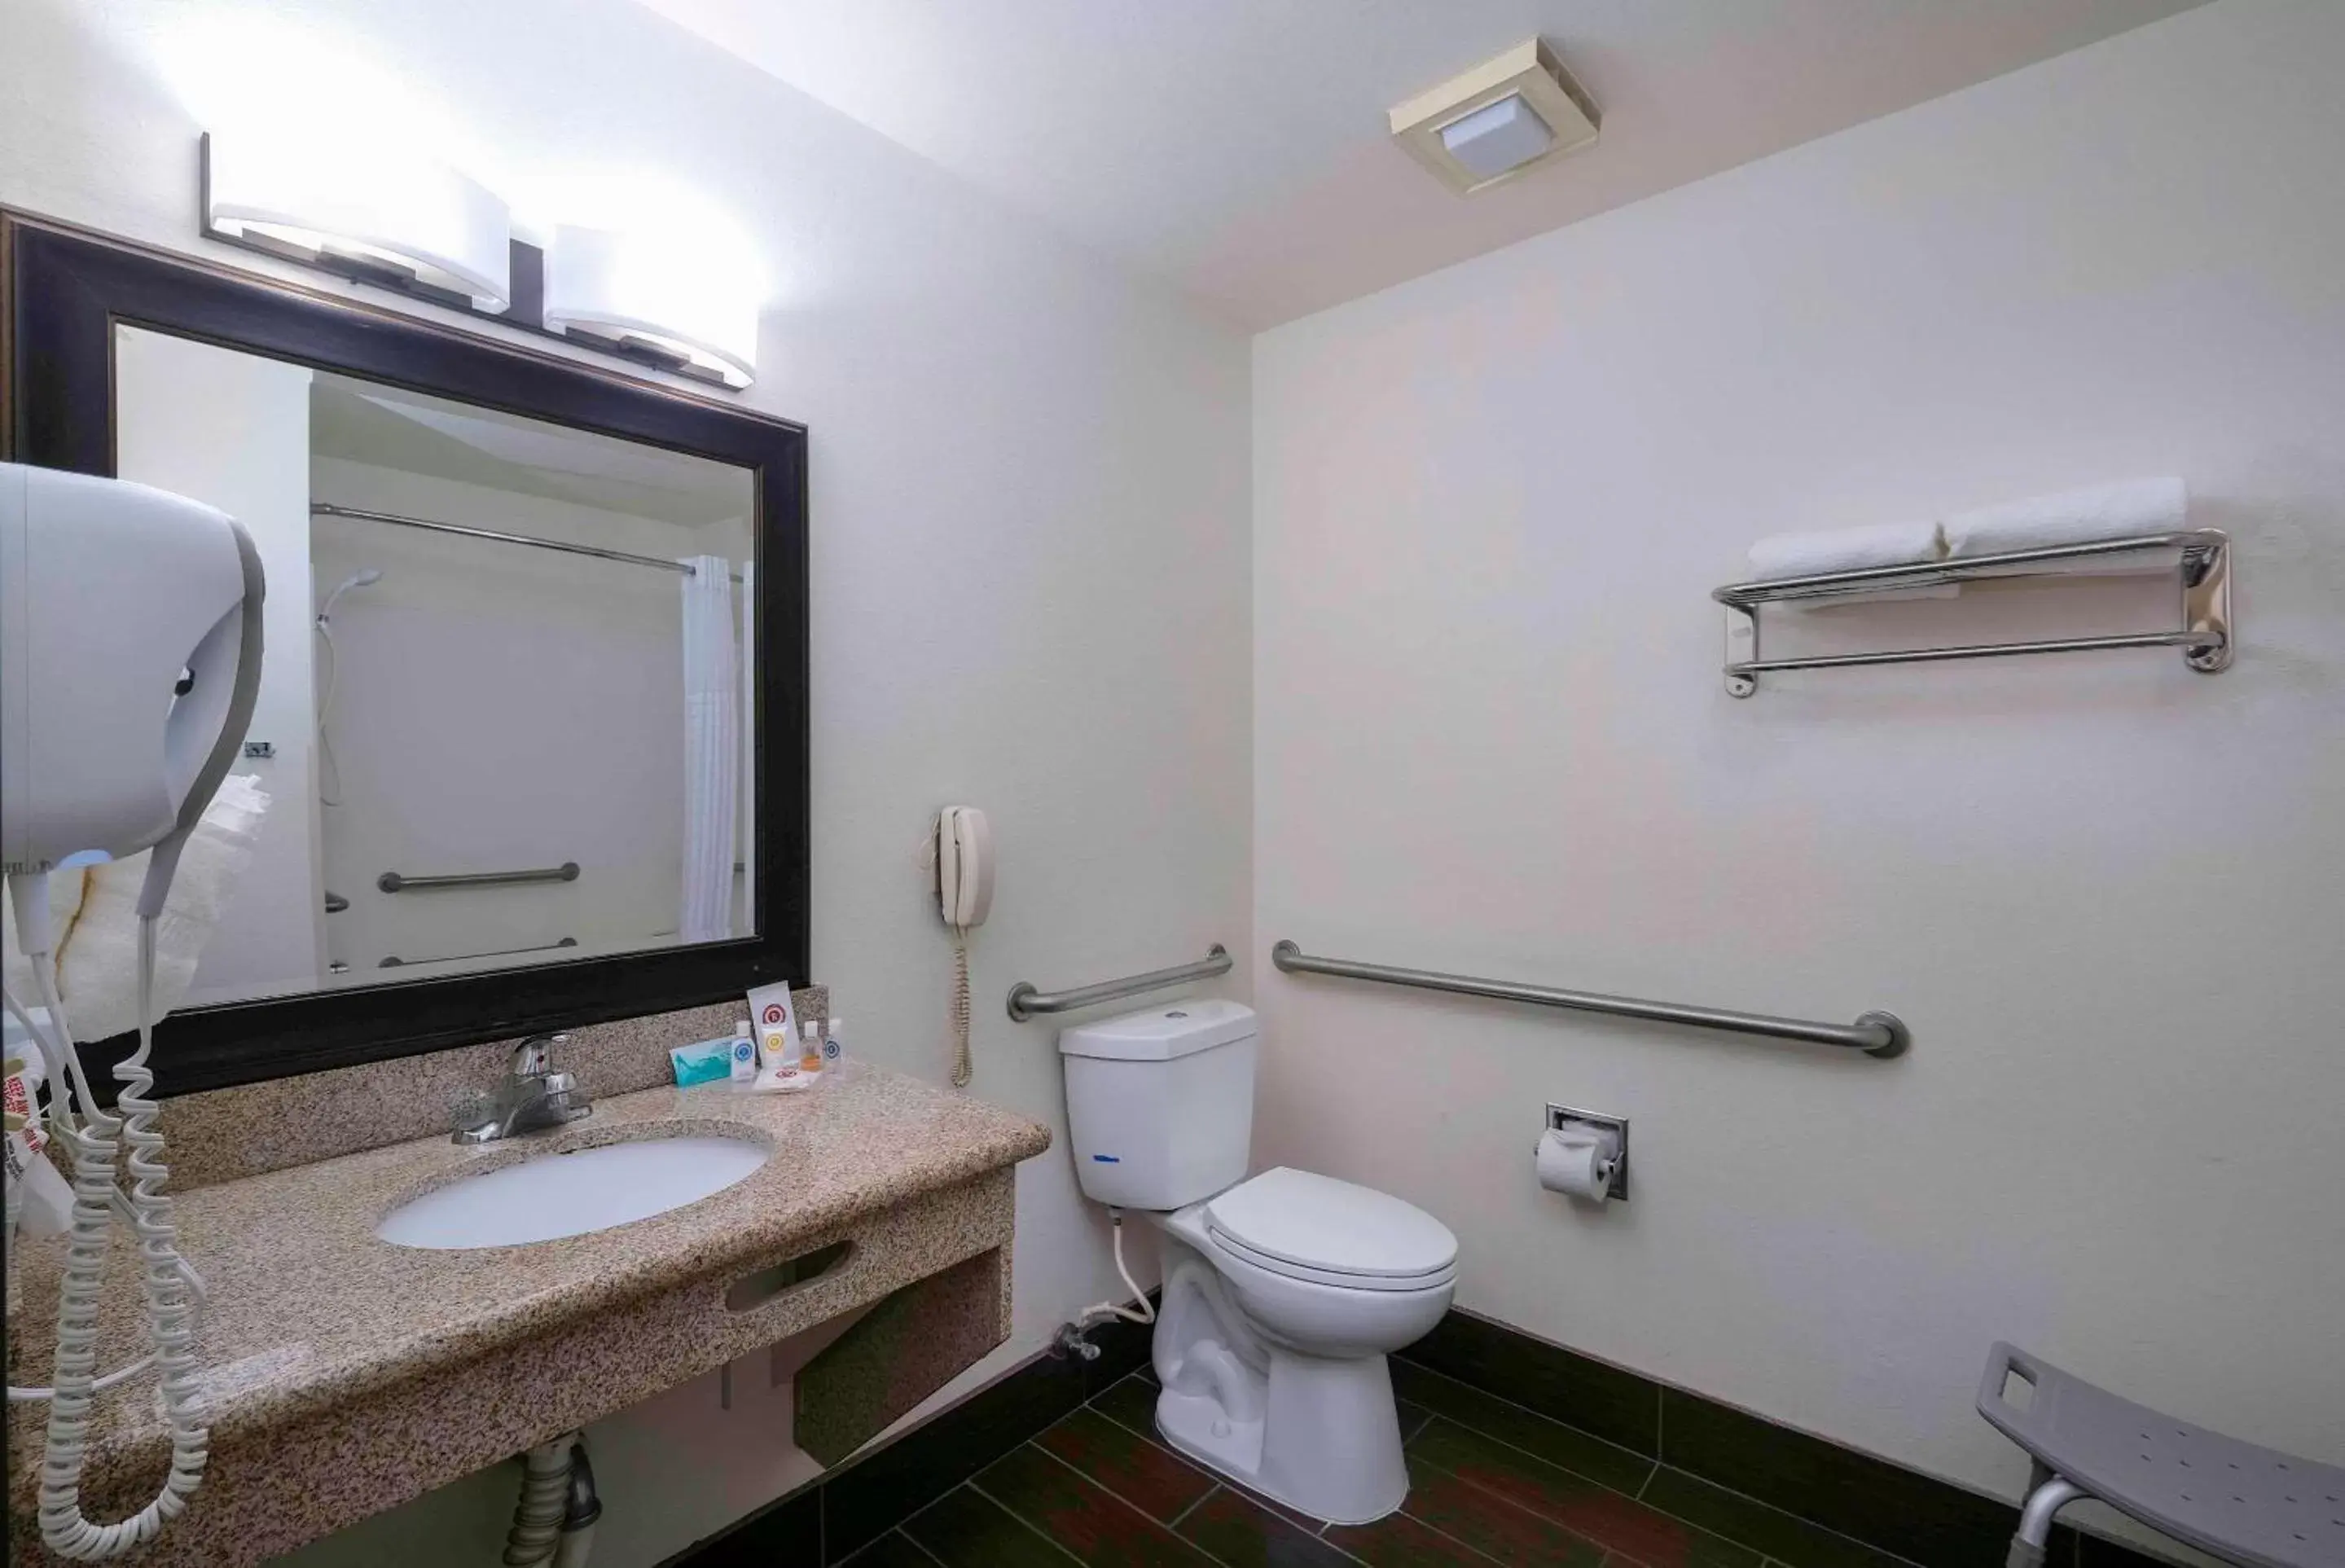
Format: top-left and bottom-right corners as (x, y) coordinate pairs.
(1065, 1210), (1157, 1346)
(4, 873), (213, 1561)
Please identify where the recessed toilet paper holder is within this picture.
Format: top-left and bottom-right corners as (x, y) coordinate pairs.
(1544, 1104), (1629, 1202)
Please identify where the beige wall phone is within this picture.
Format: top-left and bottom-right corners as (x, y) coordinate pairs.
(932, 806), (993, 1086)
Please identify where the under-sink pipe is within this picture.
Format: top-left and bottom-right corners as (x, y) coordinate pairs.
(503, 1432), (584, 1567)
(555, 1439), (600, 1568)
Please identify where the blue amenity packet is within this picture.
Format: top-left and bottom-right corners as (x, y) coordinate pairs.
(668, 1037), (734, 1087)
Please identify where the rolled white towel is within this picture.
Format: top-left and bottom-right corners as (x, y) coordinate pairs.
(1943, 477), (2186, 559)
(1746, 520), (1945, 582)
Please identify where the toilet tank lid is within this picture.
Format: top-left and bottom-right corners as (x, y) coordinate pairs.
(1057, 999), (1257, 1061)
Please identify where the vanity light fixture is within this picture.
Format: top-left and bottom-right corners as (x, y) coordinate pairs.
(201, 131), (512, 311)
(197, 137), (759, 393)
(1390, 38), (1600, 195)
(542, 226), (759, 390)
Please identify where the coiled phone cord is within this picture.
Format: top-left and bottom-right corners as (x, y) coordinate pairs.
(950, 932), (973, 1087)
(15, 907), (210, 1559)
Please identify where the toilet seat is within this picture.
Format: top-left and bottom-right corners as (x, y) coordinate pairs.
(1204, 1167), (1456, 1293)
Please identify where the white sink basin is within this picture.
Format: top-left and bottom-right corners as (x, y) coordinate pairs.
(378, 1135), (770, 1250)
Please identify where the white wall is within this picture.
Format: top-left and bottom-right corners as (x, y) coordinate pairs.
(2, 0), (1250, 1560)
(1254, 0), (2345, 1530)
(113, 327), (327, 1003)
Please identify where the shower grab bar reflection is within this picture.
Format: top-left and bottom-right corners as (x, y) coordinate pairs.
(1008, 945), (1232, 1022)
(379, 863), (580, 894)
(1271, 940), (1908, 1056)
(380, 937), (579, 968)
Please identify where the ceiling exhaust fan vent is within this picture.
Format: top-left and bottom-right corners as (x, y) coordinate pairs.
(1390, 37), (1600, 195)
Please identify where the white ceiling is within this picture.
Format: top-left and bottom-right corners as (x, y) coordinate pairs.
(632, 0), (2204, 329)
(311, 376), (752, 526)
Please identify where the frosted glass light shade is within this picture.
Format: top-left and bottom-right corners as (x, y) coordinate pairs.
(204, 132), (511, 310)
(542, 225), (759, 389)
(1438, 94), (1555, 181)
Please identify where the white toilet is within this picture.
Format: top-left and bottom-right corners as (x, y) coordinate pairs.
(1060, 999), (1457, 1525)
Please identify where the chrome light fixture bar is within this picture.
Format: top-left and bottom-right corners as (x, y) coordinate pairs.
(198, 135), (758, 391)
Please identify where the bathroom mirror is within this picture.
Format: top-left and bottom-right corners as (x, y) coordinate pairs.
(3, 213), (808, 1093)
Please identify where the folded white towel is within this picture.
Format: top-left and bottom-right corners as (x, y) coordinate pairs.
(0, 775), (270, 1041)
(1942, 477), (2186, 559)
(1746, 520), (1945, 582)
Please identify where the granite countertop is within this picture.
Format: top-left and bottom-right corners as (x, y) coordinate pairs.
(5, 1062), (1052, 1500)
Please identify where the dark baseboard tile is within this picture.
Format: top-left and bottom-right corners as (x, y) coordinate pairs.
(1398, 1307), (2178, 1568)
(1656, 1386), (2021, 1567)
(665, 1297), (1156, 1567)
(1395, 1303), (1662, 1456)
(2074, 1526), (2187, 1568)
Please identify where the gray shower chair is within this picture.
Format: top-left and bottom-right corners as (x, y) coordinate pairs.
(1978, 1342), (2345, 1568)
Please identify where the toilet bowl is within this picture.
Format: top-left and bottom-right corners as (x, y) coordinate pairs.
(1057, 1002), (1457, 1525)
(1145, 1167), (1455, 1523)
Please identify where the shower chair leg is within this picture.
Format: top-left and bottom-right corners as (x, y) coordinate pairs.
(2005, 1471), (2087, 1568)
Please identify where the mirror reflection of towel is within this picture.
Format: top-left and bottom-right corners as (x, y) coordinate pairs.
(1, 775), (270, 1042)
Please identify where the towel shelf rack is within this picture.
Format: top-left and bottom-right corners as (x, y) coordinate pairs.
(1712, 530), (2231, 696)
(1008, 945), (1232, 1022)
(378, 862), (580, 894)
(1271, 940), (1908, 1057)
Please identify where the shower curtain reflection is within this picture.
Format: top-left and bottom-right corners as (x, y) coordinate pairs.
(678, 555), (740, 943)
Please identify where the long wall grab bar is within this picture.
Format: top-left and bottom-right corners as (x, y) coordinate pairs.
(1008, 945), (1232, 1022)
(1712, 529), (2231, 697)
(1270, 940), (1908, 1057)
(380, 936), (579, 968)
(379, 862), (581, 894)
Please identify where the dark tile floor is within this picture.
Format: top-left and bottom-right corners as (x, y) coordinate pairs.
(845, 1362), (1928, 1568)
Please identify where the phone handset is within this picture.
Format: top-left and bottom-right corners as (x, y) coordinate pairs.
(931, 807), (992, 1086)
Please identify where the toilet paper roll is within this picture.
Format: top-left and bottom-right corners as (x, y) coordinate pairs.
(1536, 1129), (1615, 1202)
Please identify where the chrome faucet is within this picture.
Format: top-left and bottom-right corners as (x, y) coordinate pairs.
(453, 1033), (592, 1144)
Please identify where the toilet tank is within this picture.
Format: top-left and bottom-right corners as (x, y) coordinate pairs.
(1059, 999), (1257, 1210)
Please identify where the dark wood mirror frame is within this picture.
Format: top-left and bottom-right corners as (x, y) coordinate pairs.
(2, 211), (810, 1096)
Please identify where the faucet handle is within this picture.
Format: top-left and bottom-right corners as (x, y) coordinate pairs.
(512, 1032), (570, 1078)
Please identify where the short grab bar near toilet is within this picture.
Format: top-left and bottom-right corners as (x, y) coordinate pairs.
(1270, 940), (1908, 1056)
(1007, 945), (1232, 1021)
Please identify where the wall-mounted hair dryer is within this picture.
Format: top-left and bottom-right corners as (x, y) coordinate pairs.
(1, 460), (264, 1558)
(2, 461), (265, 911)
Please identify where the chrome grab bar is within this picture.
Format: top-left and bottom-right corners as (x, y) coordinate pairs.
(1007, 945), (1232, 1022)
(1270, 940), (1908, 1057)
(1712, 530), (2232, 697)
(380, 936), (579, 968)
(379, 862), (580, 894)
